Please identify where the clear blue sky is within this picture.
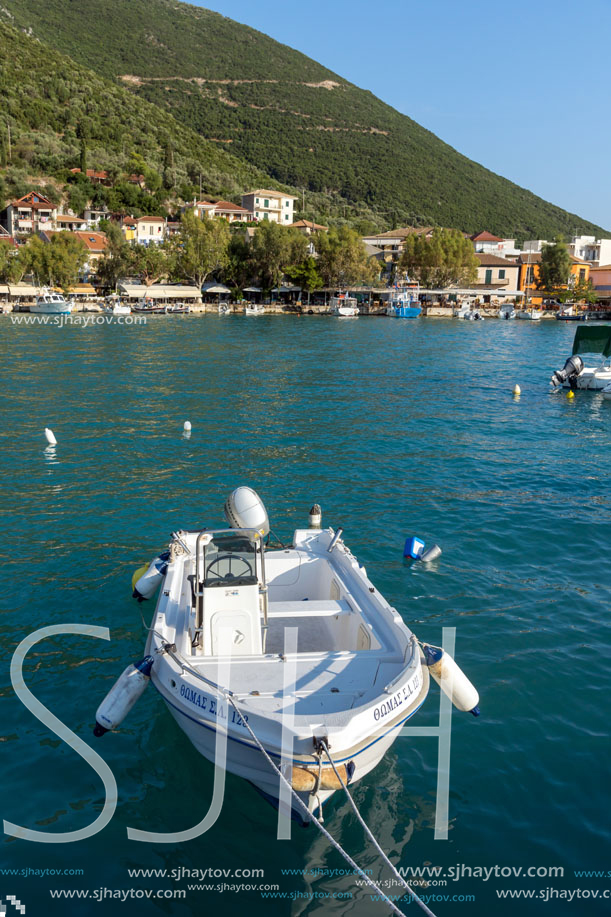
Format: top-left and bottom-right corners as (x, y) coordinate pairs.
(193, 0), (610, 232)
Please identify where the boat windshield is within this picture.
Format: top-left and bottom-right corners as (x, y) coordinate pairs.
(203, 532), (258, 588)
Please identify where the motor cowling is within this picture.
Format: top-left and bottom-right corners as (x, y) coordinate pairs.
(224, 487), (269, 537)
(551, 354), (584, 387)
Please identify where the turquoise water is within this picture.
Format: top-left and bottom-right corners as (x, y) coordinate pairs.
(1, 315), (610, 916)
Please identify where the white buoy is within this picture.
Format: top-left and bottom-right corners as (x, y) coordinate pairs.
(44, 427), (57, 445)
(512, 384), (521, 396)
(183, 421), (192, 432)
(93, 656), (154, 735)
(423, 645), (480, 715)
(308, 504), (322, 529)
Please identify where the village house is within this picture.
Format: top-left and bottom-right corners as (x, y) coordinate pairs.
(83, 206), (110, 229)
(1, 192), (57, 239)
(241, 190), (296, 224)
(53, 214), (88, 232)
(586, 264), (611, 292)
(360, 227), (436, 280)
(290, 219), (328, 235)
(474, 253), (520, 289)
(133, 215), (166, 244)
(470, 231), (520, 258)
(568, 235), (611, 268)
(183, 199), (251, 223)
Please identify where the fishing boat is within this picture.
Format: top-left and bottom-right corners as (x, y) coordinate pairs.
(386, 285), (422, 318)
(132, 297), (167, 314)
(245, 303), (264, 316)
(499, 303), (516, 320)
(556, 304), (588, 322)
(94, 489), (480, 821)
(30, 288), (74, 315)
(551, 325), (611, 391)
(330, 294), (359, 317)
(102, 295), (131, 315)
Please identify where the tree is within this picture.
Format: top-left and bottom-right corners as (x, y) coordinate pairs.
(0, 240), (20, 283)
(399, 228), (478, 288)
(538, 237), (572, 290)
(571, 277), (598, 304)
(284, 256), (323, 303)
(223, 232), (253, 291)
(129, 242), (171, 287)
(173, 211), (230, 288)
(314, 226), (379, 288)
(21, 234), (88, 290)
(79, 137), (87, 175)
(249, 221), (307, 292)
(97, 222), (131, 290)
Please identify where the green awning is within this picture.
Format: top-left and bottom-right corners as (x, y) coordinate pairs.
(572, 325), (611, 357)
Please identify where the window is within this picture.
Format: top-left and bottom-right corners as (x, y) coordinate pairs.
(263, 213), (269, 220)
(579, 269), (586, 279)
(498, 269), (505, 280)
(285, 214), (289, 220)
(255, 198), (259, 204)
(264, 199), (269, 208)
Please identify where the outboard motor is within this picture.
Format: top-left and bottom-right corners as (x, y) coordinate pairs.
(224, 486), (270, 537)
(551, 354), (584, 387)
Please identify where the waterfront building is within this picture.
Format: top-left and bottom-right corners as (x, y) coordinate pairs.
(475, 253), (520, 288)
(37, 229), (108, 278)
(516, 252), (590, 301)
(241, 190), (297, 224)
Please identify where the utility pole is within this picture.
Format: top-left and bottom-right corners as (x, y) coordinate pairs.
(7, 120), (11, 162)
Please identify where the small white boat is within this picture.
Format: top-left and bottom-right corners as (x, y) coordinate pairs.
(330, 294), (359, 317)
(499, 304), (516, 320)
(245, 303), (264, 316)
(94, 490), (480, 821)
(218, 303), (231, 315)
(454, 303), (483, 321)
(166, 302), (190, 314)
(551, 325), (611, 391)
(30, 288), (74, 315)
(516, 308), (542, 321)
(102, 295), (131, 315)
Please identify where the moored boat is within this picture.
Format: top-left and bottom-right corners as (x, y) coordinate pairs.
(102, 294), (131, 315)
(386, 285), (422, 318)
(94, 489), (480, 821)
(330, 294), (359, 316)
(551, 325), (611, 391)
(245, 303), (264, 316)
(30, 288), (74, 315)
(516, 307), (542, 320)
(132, 297), (167, 314)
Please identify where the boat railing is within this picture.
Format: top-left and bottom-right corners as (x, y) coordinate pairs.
(194, 527), (269, 637)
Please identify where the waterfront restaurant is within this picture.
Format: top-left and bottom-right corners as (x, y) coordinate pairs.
(118, 283), (202, 303)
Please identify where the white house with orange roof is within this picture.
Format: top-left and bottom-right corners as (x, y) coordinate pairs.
(183, 199), (251, 223)
(133, 215), (166, 244)
(37, 230), (108, 278)
(470, 231), (520, 258)
(241, 190), (297, 224)
(1, 192), (57, 238)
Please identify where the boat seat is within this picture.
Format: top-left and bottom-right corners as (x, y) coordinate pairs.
(267, 599), (351, 618)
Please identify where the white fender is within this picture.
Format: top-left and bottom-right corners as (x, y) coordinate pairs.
(423, 645), (480, 716)
(132, 550), (169, 601)
(94, 656), (154, 736)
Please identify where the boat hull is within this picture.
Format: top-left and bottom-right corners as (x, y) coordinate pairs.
(30, 303), (74, 314)
(149, 650), (429, 815)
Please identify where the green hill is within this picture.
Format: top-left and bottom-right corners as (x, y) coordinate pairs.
(0, 0), (606, 239)
(0, 21), (293, 215)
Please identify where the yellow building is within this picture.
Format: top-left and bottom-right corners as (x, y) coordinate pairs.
(517, 253), (589, 303)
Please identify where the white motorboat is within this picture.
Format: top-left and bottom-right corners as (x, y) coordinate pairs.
(102, 295), (131, 315)
(30, 288), (74, 315)
(245, 303), (264, 316)
(330, 294), (359, 316)
(218, 303), (231, 315)
(551, 325), (611, 391)
(516, 308), (542, 321)
(94, 489), (480, 821)
(499, 304), (516, 320)
(454, 303), (483, 321)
